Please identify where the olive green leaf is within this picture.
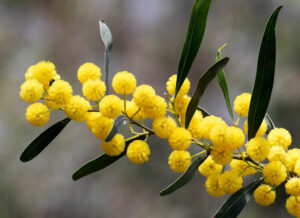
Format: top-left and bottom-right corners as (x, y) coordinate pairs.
(175, 0), (212, 97)
(72, 135), (146, 181)
(185, 57), (229, 128)
(99, 20), (113, 94)
(105, 115), (129, 142)
(214, 178), (263, 218)
(20, 118), (71, 162)
(197, 106), (211, 117)
(160, 153), (207, 196)
(248, 6), (282, 140)
(215, 43), (234, 121)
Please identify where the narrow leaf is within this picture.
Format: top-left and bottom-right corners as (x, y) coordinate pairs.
(105, 115), (129, 142)
(20, 118), (71, 162)
(197, 106), (211, 117)
(214, 178), (263, 218)
(99, 20), (113, 94)
(175, 0), (212, 97)
(215, 44), (234, 121)
(185, 57), (229, 128)
(160, 153), (207, 196)
(248, 6), (282, 140)
(72, 135), (146, 181)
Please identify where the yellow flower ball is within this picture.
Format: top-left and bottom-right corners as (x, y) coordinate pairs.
(168, 127), (192, 150)
(26, 103), (50, 126)
(168, 150), (191, 173)
(286, 196), (300, 217)
(254, 184), (276, 206)
(64, 95), (91, 122)
(210, 146), (233, 166)
(230, 159), (257, 177)
(295, 159), (300, 177)
(171, 95), (191, 115)
(32, 61), (56, 88)
(205, 174), (226, 197)
(285, 178), (300, 196)
(45, 80), (73, 109)
(219, 171), (243, 194)
(198, 115), (226, 140)
(124, 100), (146, 120)
(99, 95), (122, 119)
(152, 116), (177, 139)
(90, 114), (113, 140)
(263, 161), (287, 186)
(210, 123), (228, 148)
(101, 134), (125, 156)
(187, 110), (203, 139)
(268, 145), (287, 164)
(112, 71), (136, 95)
(166, 74), (190, 97)
(198, 156), (222, 178)
(25, 65), (35, 80)
(246, 136), (270, 162)
(233, 92), (251, 117)
(224, 126), (245, 150)
(142, 95), (167, 119)
(82, 79), (106, 101)
(19, 79), (44, 103)
(286, 149), (300, 172)
(267, 128), (292, 150)
(86, 112), (102, 131)
(243, 120), (267, 136)
(127, 140), (150, 164)
(77, 62), (101, 84)
(133, 84), (156, 108)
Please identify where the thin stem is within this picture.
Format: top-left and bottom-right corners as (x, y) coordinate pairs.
(234, 115), (241, 127)
(191, 150), (207, 158)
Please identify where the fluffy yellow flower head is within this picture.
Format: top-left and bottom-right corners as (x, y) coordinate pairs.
(152, 116), (177, 139)
(295, 159), (300, 177)
(285, 178), (300, 196)
(133, 84), (156, 108)
(26, 103), (50, 126)
(32, 61), (56, 88)
(230, 159), (257, 177)
(64, 95), (91, 122)
(45, 80), (73, 109)
(219, 171), (243, 194)
(268, 145), (287, 164)
(20, 79), (44, 103)
(187, 110), (203, 139)
(205, 174), (225, 197)
(254, 184), (276, 206)
(168, 150), (191, 173)
(210, 146), (233, 166)
(112, 71), (136, 95)
(86, 112), (102, 131)
(82, 79), (106, 101)
(246, 136), (270, 162)
(143, 96), (167, 119)
(101, 134), (125, 156)
(198, 115), (225, 140)
(171, 95), (190, 115)
(224, 126), (245, 150)
(263, 161), (287, 186)
(286, 149), (300, 172)
(243, 120), (267, 137)
(25, 65), (35, 80)
(77, 63), (101, 84)
(286, 196), (300, 217)
(124, 100), (146, 120)
(166, 74), (190, 97)
(90, 114), (113, 140)
(127, 140), (150, 164)
(267, 128), (292, 150)
(168, 127), (192, 150)
(198, 156), (222, 178)
(210, 123), (228, 148)
(233, 92), (251, 117)
(99, 95), (122, 119)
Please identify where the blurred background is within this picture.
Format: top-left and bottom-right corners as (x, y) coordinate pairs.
(0, 0), (299, 217)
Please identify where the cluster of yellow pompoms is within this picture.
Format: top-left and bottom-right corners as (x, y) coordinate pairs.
(21, 61), (300, 217)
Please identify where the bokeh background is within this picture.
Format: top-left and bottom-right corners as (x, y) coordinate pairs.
(0, 0), (299, 217)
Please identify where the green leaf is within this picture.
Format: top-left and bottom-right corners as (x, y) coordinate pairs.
(160, 153), (207, 196)
(105, 115), (129, 142)
(72, 135), (146, 181)
(214, 178), (263, 218)
(20, 118), (71, 162)
(265, 113), (275, 134)
(175, 0), (212, 97)
(185, 57), (229, 128)
(248, 6), (282, 140)
(197, 106), (211, 117)
(99, 20), (113, 94)
(215, 43), (234, 121)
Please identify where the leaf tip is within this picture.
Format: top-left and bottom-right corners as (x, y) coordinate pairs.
(218, 43), (228, 53)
